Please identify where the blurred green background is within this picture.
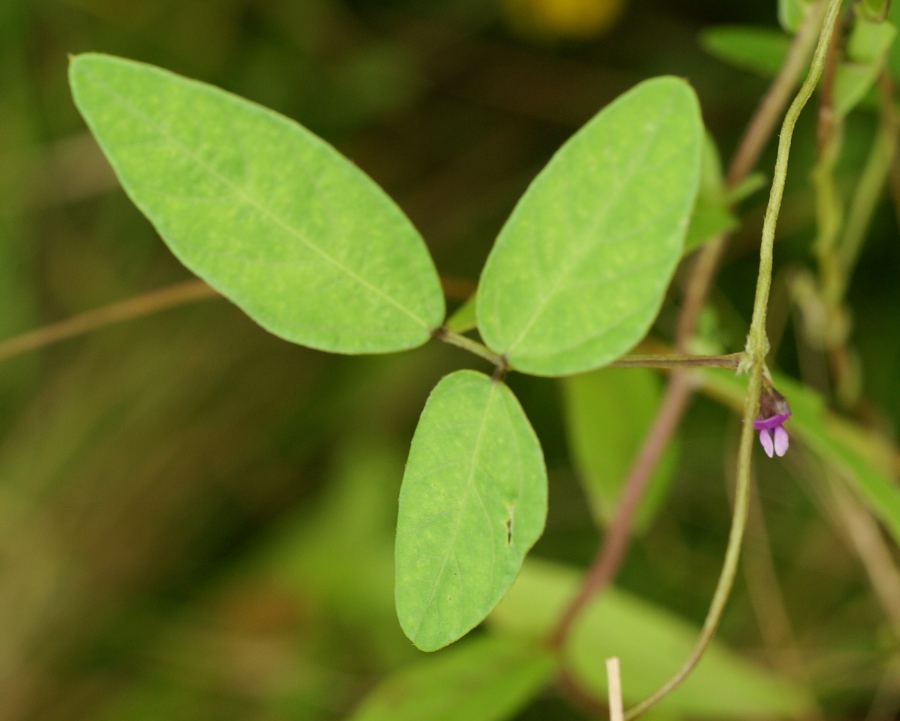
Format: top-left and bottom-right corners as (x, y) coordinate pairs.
(1, 0), (899, 719)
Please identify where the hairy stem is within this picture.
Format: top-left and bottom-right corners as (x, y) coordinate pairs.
(624, 1), (843, 716)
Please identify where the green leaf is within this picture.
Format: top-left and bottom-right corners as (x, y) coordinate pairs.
(395, 370), (547, 651)
(489, 560), (816, 719)
(445, 292), (478, 334)
(264, 439), (403, 624)
(727, 172), (767, 204)
(833, 15), (896, 117)
(349, 635), (555, 721)
(477, 77), (702, 376)
(699, 369), (900, 546)
(700, 26), (792, 78)
(861, 0), (891, 21)
(684, 134), (738, 253)
(562, 367), (678, 531)
(68, 53), (444, 354)
(779, 0), (814, 33)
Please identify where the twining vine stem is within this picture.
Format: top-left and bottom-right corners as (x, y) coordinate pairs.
(547, 0), (832, 666)
(625, 0), (843, 716)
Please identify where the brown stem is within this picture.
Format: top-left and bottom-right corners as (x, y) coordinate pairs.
(0, 273), (481, 367)
(0, 280), (219, 364)
(726, 0), (829, 188)
(549, 0), (829, 666)
(556, 666), (609, 718)
(433, 326), (506, 368)
(815, 16), (841, 158)
(548, 370), (695, 649)
(608, 353), (742, 370)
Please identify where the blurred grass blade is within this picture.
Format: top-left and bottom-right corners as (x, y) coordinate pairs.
(476, 77), (702, 376)
(700, 26), (792, 78)
(395, 370), (547, 651)
(700, 369), (900, 544)
(489, 560), (816, 719)
(69, 53), (445, 355)
(349, 635), (555, 721)
(561, 367), (678, 531)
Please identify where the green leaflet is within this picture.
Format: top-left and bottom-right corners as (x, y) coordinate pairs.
(779, 0), (814, 33)
(700, 369), (900, 545)
(703, 15), (897, 117)
(477, 77), (703, 377)
(489, 560), (816, 719)
(890, 0), (900, 76)
(445, 292), (478, 334)
(562, 367), (678, 531)
(348, 635), (555, 721)
(700, 26), (791, 78)
(68, 53), (444, 355)
(833, 13), (896, 118)
(861, 0), (891, 21)
(684, 133), (738, 253)
(395, 370), (547, 651)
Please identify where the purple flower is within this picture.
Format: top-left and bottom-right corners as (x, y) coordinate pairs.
(753, 385), (791, 458)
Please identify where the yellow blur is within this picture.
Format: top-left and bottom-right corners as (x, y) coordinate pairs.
(503, 0), (627, 40)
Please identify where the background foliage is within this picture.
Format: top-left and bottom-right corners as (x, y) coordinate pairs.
(2, 0), (900, 719)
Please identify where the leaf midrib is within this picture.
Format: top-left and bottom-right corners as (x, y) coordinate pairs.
(77, 60), (433, 331)
(410, 379), (499, 642)
(500, 89), (683, 356)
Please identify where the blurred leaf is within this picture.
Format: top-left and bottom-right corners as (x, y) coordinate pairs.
(726, 172), (767, 204)
(561, 367), (678, 531)
(888, 0), (900, 75)
(779, 0), (814, 33)
(833, 14), (896, 117)
(69, 53), (445, 355)
(395, 370), (547, 651)
(263, 440), (403, 628)
(349, 635), (555, 721)
(445, 293), (478, 334)
(861, 0), (891, 21)
(477, 77), (702, 376)
(684, 134), (737, 253)
(700, 26), (791, 78)
(699, 369), (900, 546)
(330, 43), (424, 127)
(489, 560), (816, 719)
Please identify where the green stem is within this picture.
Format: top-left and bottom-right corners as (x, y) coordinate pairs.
(608, 353), (743, 370)
(434, 327), (506, 368)
(811, 14), (844, 305)
(623, 1), (844, 717)
(835, 71), (899, 302)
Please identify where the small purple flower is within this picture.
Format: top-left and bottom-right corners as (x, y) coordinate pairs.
(753, 385), (791, 458)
